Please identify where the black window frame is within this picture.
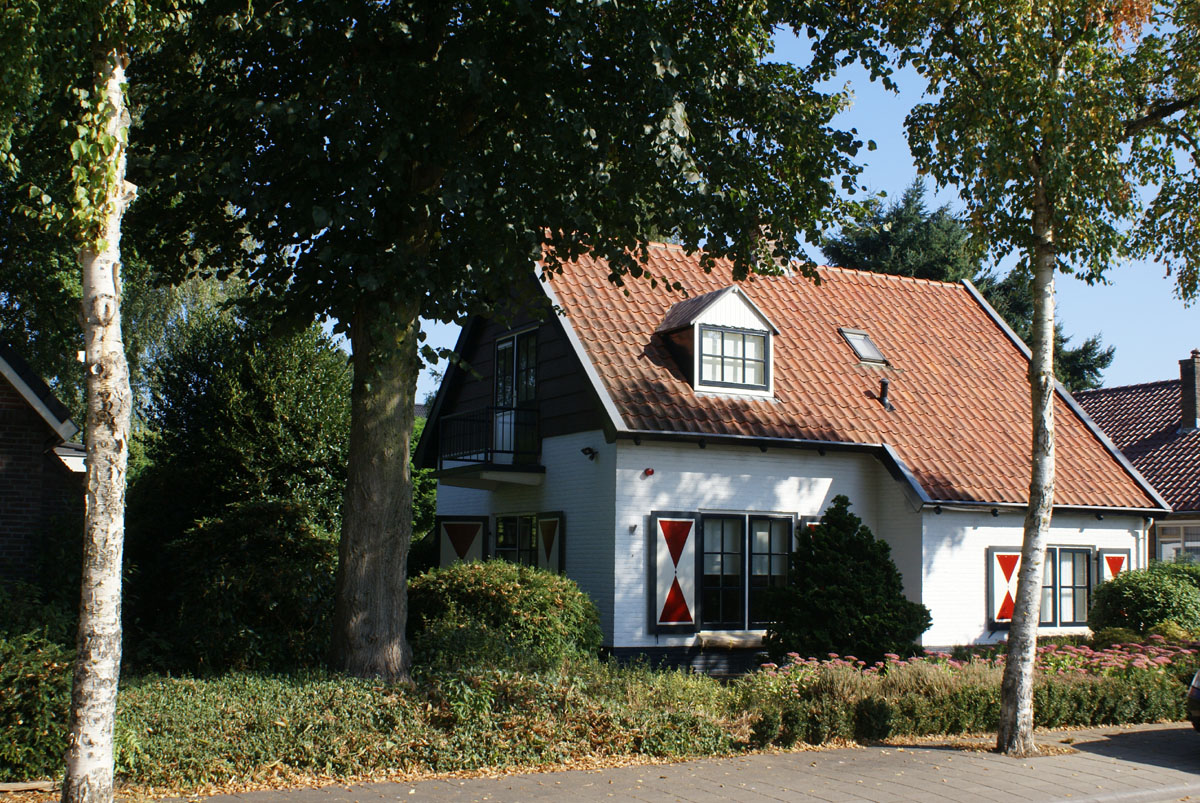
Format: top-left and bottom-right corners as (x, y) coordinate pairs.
(700, 512), (794, 630)
(1040, 546), (1093, 627)
(697, 325), (769, 391)
(495, 327), (537, 408)
(494, 514), (538, 566)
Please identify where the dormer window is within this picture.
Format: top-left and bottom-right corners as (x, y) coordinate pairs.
(700, 327), (768, 389)
(657, 285), (778, 397)
(839, 327), (888, 366)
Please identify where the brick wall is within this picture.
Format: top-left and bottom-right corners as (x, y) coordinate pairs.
(0, 376), (82, 585)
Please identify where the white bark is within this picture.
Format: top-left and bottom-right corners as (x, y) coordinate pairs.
(997, 197), (1056, 757)
(63, 49), (136, 803)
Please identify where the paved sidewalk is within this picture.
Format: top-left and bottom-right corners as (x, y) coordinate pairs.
(190, 723), (1200, 803)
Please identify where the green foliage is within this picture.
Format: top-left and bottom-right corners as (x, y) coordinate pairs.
(132, 301), (351, 533)
(1148, 559), (1200, 592)
(1089, 627), (1143, 649)
(1146, 621), (1196, 644)
(142, 502), (340, 673)
(410, 417), (436, 542)
(0, 582), (74, 646)
(764, 496), (931, 664)
(408, 561), (602, 672)
(0, 634), (72, 781)
(1088, 568), (1200, 633)
(823, 182), (1114, 390)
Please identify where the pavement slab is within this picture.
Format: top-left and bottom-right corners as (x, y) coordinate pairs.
(173, 723), (1200, 803)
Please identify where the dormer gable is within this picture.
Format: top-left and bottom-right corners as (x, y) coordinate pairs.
(657, 286), (777, 397)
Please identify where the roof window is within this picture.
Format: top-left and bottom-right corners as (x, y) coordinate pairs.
(839, 327), (888, 366)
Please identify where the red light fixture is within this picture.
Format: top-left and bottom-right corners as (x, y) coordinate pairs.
(643, 468), (655, 476)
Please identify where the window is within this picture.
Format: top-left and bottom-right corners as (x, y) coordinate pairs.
(495, 515), (537, 566)
(701, 513), (793, 629)
(1157, 523), (1200, 561)
(839, 327), (888, 365)
(495, 329), (537, 408)
(699, 326), (768, 390)
(1041, 547), (1091, 627)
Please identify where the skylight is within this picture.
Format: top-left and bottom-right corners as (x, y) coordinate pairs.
(839, 327), (888, 365)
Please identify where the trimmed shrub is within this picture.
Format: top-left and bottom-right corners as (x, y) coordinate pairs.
(408, 561), (602, 672)
(764, 496), (931, 664)
(1149, 560), (1200, 592)
(1146, 620), (1196, 644)
(149, 501), (339, 673)
(1088, 568), (1200, 633)
(0, 635), (72, 781)
(1090, 626), (1143, 649)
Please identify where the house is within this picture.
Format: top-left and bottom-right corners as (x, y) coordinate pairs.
(0, 345), (85, 585)
(416, 244), (1166, 665)
(1076, 351), (1200, 561)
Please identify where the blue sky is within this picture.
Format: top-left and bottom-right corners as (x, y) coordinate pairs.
(416, 30), (1199, 404)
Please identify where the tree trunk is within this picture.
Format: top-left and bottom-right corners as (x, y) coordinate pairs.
(331, 295), (420, 681)
(996, 201), (1057, 757)
(63, 49), (136, 803)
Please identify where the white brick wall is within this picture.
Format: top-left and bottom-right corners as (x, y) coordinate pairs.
(434, 430), (618, 640)
(610, 440), (925, 648)
(920, 509), (1147, 647)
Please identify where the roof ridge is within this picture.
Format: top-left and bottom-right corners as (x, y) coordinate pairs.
(1076, 378), (1180, 396)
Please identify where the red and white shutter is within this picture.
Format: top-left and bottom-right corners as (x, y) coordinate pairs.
(438, 517), (486, 566)
(537, 513), (564, 572)
(989, 548), (1022, 625)
(1097, 548), (1131, 583)
(650, 512), (699, 631)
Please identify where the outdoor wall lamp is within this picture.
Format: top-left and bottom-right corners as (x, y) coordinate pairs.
(581, 447), (597, 461)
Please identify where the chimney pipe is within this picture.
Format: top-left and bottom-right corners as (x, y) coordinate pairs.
(879, 378), (894, 412)
(1182, 349), (1200, 433)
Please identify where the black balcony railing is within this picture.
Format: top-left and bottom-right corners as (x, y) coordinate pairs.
(438, 406), (540, 470)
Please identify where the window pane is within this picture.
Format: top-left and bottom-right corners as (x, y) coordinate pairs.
(724, 526), (740, 554)
(705, 520), (722, 552)
(752, 555), (769, 576)
(752, 523), (769, 553)
(724, 590), (743, 623)
(1074, 554), (1087, 586)
(771, 522), (789, 553)
(701, 355), (721, 382)
(723, 358), (743, 384)
(744, 335), (763, 360)
(723, 332), (742, 357)
(1059, 588), (1074, 623)
(1040, 587), (1054, 624)
(702, 329), (721, 355)
(704, 554), (721, 576)
(724, 555), (741, 576)
(771, 555), (787, 578)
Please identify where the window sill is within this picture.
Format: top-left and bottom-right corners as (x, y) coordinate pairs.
(697, 631), (765, 649)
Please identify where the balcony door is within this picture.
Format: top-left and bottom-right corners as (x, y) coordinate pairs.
(494, 329), (537, 463)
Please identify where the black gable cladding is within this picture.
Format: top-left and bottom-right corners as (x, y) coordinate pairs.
(0, 344), (76, 435)
(415, 286), (608, 470)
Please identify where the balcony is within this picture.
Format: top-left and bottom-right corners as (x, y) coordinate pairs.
(436, 406), (544, 489)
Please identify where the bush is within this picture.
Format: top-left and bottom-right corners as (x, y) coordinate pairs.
(764, 496), (931, 664)
(145, 502), (339, 673)
(408, 561), (602, 672)
(0, 582), (74, 646)
(1149, 560), (1200, 592)
(0, 635), (72, 781)
(1090, 626), (1143, 649)
(1088, 568), (1200, 633)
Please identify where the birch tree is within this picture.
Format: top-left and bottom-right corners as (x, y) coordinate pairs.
(890, 0), (1200, 755)
(0, 3), (181, 800)
(132, 0), (887, 681)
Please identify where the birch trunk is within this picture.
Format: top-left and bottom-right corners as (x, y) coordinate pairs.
(331, 295), (420, 681)
(996, 199), (1057, 757)
(63, 49), (136, 803)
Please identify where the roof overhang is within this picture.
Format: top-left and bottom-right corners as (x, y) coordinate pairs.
(0, 351), (78, 442)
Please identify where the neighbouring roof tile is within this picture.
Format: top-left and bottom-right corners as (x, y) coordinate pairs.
(545, 243), (1158, 510)
(1077, 380), (1200, 513)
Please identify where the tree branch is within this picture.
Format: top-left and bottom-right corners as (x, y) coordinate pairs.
(1125, 93), (1200, 138)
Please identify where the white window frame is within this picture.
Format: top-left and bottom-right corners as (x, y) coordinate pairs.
(693, 325), (773, 397)
(1156, 521), (1200, 561)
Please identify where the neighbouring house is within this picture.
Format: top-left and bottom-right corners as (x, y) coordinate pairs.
(0, 345), (85, 585)
(1076, 350), (1200, 561)
(416, 244), (1166, 666)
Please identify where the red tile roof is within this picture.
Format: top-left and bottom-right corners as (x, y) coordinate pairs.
(1076, 380), (1200, 513)
(544, 243), (1160, 510)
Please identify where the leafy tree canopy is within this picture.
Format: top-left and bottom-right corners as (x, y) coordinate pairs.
(823, 183), (1114, 390)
